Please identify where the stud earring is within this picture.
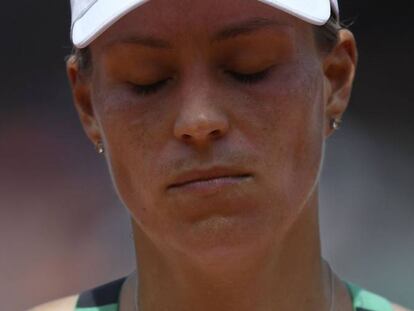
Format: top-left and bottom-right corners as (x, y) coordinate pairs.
(95, 141), (105, 154)
(331, 118), (342, 130)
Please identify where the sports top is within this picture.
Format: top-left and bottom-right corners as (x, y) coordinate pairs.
(74, 276), (394, 311)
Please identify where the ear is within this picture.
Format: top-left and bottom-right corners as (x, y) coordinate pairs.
(66, 55), (102, 147)
(323, 29), (358, 138)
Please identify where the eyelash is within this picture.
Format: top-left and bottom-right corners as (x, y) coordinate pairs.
(227, 69), (271, 84)
(131, 68), (271, 96)
(132, 79), (171, 96)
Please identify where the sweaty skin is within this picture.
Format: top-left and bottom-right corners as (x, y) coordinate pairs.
(33, 0), (402, 310)
(70, 0), (355, 310)
(29, 1), (412, 311)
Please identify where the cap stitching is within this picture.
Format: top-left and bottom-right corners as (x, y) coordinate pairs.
(72, 0), (99, 30)
(71, 0), (99, 44)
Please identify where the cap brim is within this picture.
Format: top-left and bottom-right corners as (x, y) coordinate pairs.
(72, 0), (150, 48)
(257, 0), (331, 25)
(72, 0), (331, 48)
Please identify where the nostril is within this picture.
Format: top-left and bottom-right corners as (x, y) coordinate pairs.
(209, 129), (222, 138)
(182, 134), (192, 140)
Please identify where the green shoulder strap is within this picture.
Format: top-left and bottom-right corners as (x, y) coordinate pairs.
(345, 281), (393, 311)
(75, 305), (118, 311)
(74, 277), (126, 311)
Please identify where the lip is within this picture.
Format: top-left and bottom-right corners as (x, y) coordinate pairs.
(167, 167), (252, 193)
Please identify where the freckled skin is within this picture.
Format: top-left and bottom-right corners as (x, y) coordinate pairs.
(90, 5), (326, 257)
(67, 0), (357, 310)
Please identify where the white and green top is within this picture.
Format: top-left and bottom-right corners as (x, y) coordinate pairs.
(74, 277), (394, 311)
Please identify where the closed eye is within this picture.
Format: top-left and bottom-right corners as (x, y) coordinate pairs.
(130, 66), (273, 96)
(131, 78), (171, 96)
(226, 67), (272, 84)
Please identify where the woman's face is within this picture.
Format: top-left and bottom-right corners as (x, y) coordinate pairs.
(69, 0), (356, 261)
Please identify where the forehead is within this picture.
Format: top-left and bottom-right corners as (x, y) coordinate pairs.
(91, 0), (312, 50)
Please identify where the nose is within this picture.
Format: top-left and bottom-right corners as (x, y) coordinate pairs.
(173, 92), (230, 146)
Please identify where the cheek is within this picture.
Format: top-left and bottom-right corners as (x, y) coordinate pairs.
(238, 61), (325, 211)
(91, 57), (326, 239)
(91, 87), (170, 223)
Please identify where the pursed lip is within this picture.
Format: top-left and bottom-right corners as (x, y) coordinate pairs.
(167, 166), (252, 190)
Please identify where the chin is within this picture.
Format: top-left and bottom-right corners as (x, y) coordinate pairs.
(168, 208), (278, 267)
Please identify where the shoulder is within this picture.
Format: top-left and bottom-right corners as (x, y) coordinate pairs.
(27, 276), (128, 311)
(27, 294), (79, 311)
(25, 291), (412, 311)
(345, 280), (412, 311)
(391, 303), (413, 311)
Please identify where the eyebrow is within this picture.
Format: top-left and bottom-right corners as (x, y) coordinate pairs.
(212, 17), (289, 42)
(110, 36), (173, 49)
(105, 17), (289, 49)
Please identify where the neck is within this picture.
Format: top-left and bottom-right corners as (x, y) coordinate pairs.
(130, 192), (332, 311)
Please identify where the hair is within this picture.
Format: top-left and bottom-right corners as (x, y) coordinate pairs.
(72, 10), (343, 76)
(314, 10), (343, 52)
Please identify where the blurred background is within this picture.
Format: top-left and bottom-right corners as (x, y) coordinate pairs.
(0, 1), (413, 310)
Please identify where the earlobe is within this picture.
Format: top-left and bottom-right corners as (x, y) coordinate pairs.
(66, 56), (102, 146)
(323, 29), (358, 137)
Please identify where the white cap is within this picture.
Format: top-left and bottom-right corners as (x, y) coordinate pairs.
(71, 0), (339, 48)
